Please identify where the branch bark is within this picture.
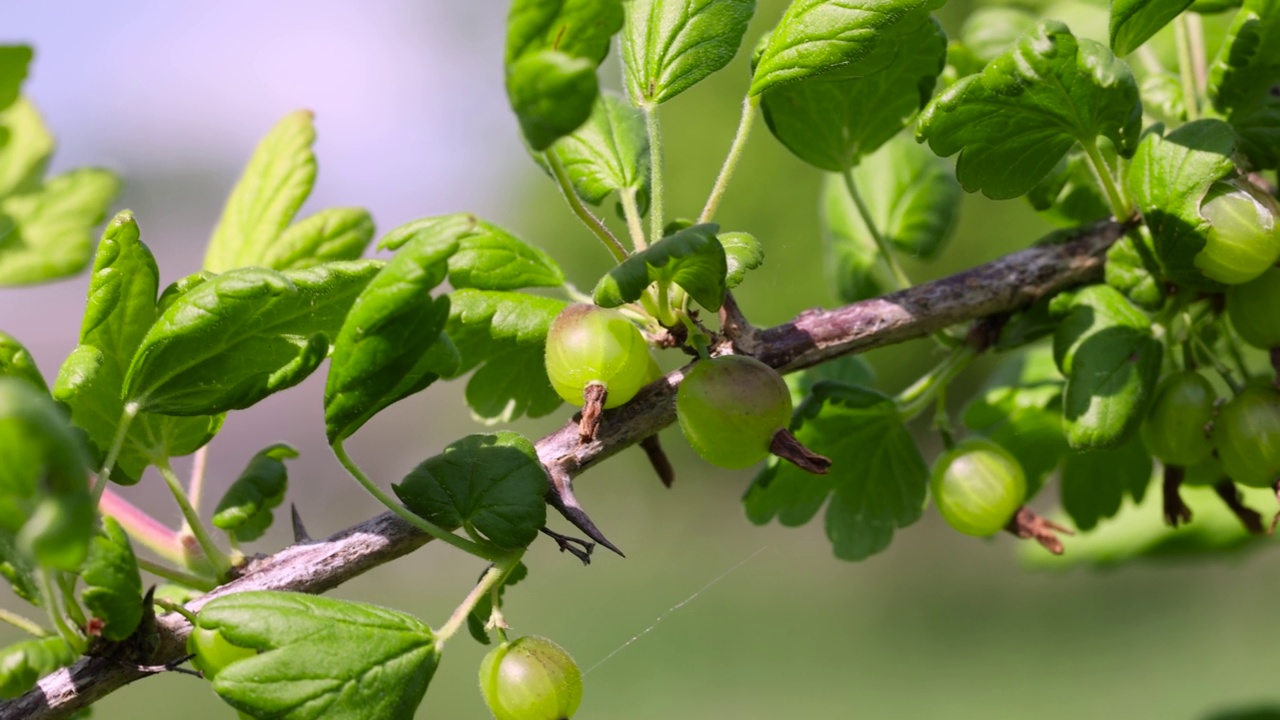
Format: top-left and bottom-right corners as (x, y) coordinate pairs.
(1, 220), (1122, 720)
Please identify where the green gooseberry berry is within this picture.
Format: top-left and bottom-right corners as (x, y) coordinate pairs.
(479, 635), (582, 720)
(930, 438), (1027, 537)
(1140, 371), (1216, 467)
(1227, 266), (1280, 349)
(1195, 179), (1280, 285)
(1214, 385), (1280, 488)
(187, 626), (256, 680)
(676, 355), (792, 469)
(544, 304), (650, 409)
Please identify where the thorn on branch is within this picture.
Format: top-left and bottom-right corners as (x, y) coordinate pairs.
(1005, 506), (1073, 555)
(966, 314), (1008, 353)
(291, 504), (312, 543)
(770, 429), (831, 474)
(1162, 465), (1193, 528)
(545, 464), (624, 557)
(1212, 480), (1265, 535)
(579, 383), (608, 443)
(718, 292), (759, 354)
(540, 527), (594, 565)
(639, 435), (675, 488)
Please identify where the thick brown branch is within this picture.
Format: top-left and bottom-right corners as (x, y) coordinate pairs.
(3, 220), (1121, 720)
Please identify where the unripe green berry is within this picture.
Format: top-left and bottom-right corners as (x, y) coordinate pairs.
(544, 304), (649, 409)
(1140, 371), (1216, 467)
(930, 438), (1026, 537)
(676, 355), (792, 469)
(1214, 385), (1280, 488)
(479, 635), (582, 720)
(187, 626), (256, 680)
(1195, 180), (1280, 285)
(1227, 266), (1280, 349)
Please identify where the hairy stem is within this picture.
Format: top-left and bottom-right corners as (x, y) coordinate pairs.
(135, 558), (217, 592)
(1174, 14), (1201, 120)
(90, 404), (138, 505)
(156, 460), (231, 577)
(620, 186), (647, 251)
(1083, 141), (1131, 221)
(646, 105), (665, 242)
(331, 442), (502, 562)
(435, 552), (523, 647)
(895, 346), (977, 420)
(700, 95), (760, 224)
(545, 151), (628, 263)
(0, 608), (48, 638)
(841, 167), (912, 290)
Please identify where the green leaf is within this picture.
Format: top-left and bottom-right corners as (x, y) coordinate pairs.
(0, 47), (33, 113)
(593, 223), (726, 310)
(622, 0), (755, 106)
(446, 289), (567, 423)
(784, 354), (876, 408)
(744, 382), (927, 561)
(0, 99), (54, 198)
(505, 0), (624, 151)
(324, 234), (458, 443)
(212, 444), (298, 543)
(54, 213), (221, 484)
(820, 136), (961, 302)
(467, 561), (529, 645)
(760, 19), (947, 171)
(0, 330), (46, 392)
(0, 378), (93, 571)
(1111, 0), (1196, 55)
(1140, 72), (1188, 125)
(395, 433), (548, 552)
(1208, 0), (1280, 169)
(0, 168), (121, 286)
(917, 21), (1142, 199)
(959, 7), (1038, 64)
(0, 636), (76, 700)
(204, 111), (317, 273)
(79, 516), (143, 642)
(1051, 285), (1161, 450)
(749, 0), (944, 96)
(260, 207), (375, 272)
(0, 534), (38, 606)
(543, 92), (650, 215)
(1026, 150), (1113, 227)
(1060, 434), (1152, 531)
(1126, 119), (1237, 290)
(963, 349), (1069, 498)
(200, 591), (439, 720)
(1024, 482), (1271, 568)
(1105, 228), (1166, 310)
(381, 214), (564, 291)
(719, 231), (763, 289)
(124, 261), (381, 416)
(157, 271), (217, 315)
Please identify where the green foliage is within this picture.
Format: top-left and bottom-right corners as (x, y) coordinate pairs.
(918, 21), (1141, 199)
(719, 231), (764, 288)
(198, 591), (439, 720)
(745, 382), (927, 561)
(593, 223), (727, 310)
(0, 330), (45, 392)
(0, 636), (76, 700)
(623, 0), (755, 106)
(1111, 0), (1197, 55)
(543, 92), (651, 216)
(394, 432), (549, 552)
(1059, 435), (1152, 530)
(78, 516), (143, 642)
(1208, 0), (1280, 168)
(213, 444), (298, 543)
(381, 213), (566, 291)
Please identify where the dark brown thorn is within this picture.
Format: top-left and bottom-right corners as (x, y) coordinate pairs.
(539, 527), (594, 565)
(1212, 480), (1265, 535)
(718, 292), (759, 354)
(1162, 465), (1193, 527)
(124, 654), (201, 677)
(545, 465), (624, 557)
(290, 504), (311, 543)
(1004, 506), (1074, 555)
(770, 428), (832, 474)
(579, 383), (607, 443)
(639, 435), (675, 488)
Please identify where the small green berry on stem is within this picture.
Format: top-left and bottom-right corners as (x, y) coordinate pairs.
(545, 304), (651, 443)
(479, 635), (582, 720)
(930, 438), (1026, 538)
(1195, 179), (1280, 285)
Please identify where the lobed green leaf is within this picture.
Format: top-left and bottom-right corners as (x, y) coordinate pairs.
(1105, 228), (1166, 310)
(213, 444), (298, 542)
(0, 330), (46, 393)
(622, 0), (756, 106)
(1208, 0), (1280, 169)
(542, 92), (650, 216)
(1060, 434), (1152, 530)
(0, 98), (54, 198)
(593, 223), (727, 310)
(0, 168), (121, 286)
(200, 591), (439, 720)
(394, 432), (549, 552)
(79, 516), (143, 642)
(261, 207), (376, 272)
(381, 213), (565, 291)
(0, 636), (76, 700)
(1110, 0), (1197, 56)
(719, 231), (764, 289)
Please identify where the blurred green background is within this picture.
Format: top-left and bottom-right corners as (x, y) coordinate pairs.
(1, 1), (1278, 718)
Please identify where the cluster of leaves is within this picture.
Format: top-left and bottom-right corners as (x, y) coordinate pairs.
(1, 0), (1278, 717)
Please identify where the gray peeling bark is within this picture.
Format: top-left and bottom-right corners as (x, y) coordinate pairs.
(1, 219), (1122, 720)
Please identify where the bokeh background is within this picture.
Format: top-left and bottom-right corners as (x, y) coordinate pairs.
(1, 1), (1278, 718)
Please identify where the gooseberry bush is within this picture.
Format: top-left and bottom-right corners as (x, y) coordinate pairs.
(0, 0), (1278, 717)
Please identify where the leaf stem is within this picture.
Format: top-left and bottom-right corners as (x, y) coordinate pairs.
(895, 346), (976, 420)
(545, 151), (629, 263)
(98, 489), (188, 566)
(38, 570), (83, 654)
(156, 459), (232, 577)
(1186, 13), (1207, 95)
(1082, 141), (1131, 221)
(187, 446), (209, 513)
(331, 442), (502, 562)
(840, 167), (912, 290)
(90, 404), (139, 505)
(1174, 14), (1201, 120)
(620, 187), (647, 252)
(0, 607), (48, 638)
(645, 105), (665, 241)
(1190, 330), (1244, 394)
(135, 557), (217, 592)
(700, 95), (760, 224)
(435, 552), (523, 647)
